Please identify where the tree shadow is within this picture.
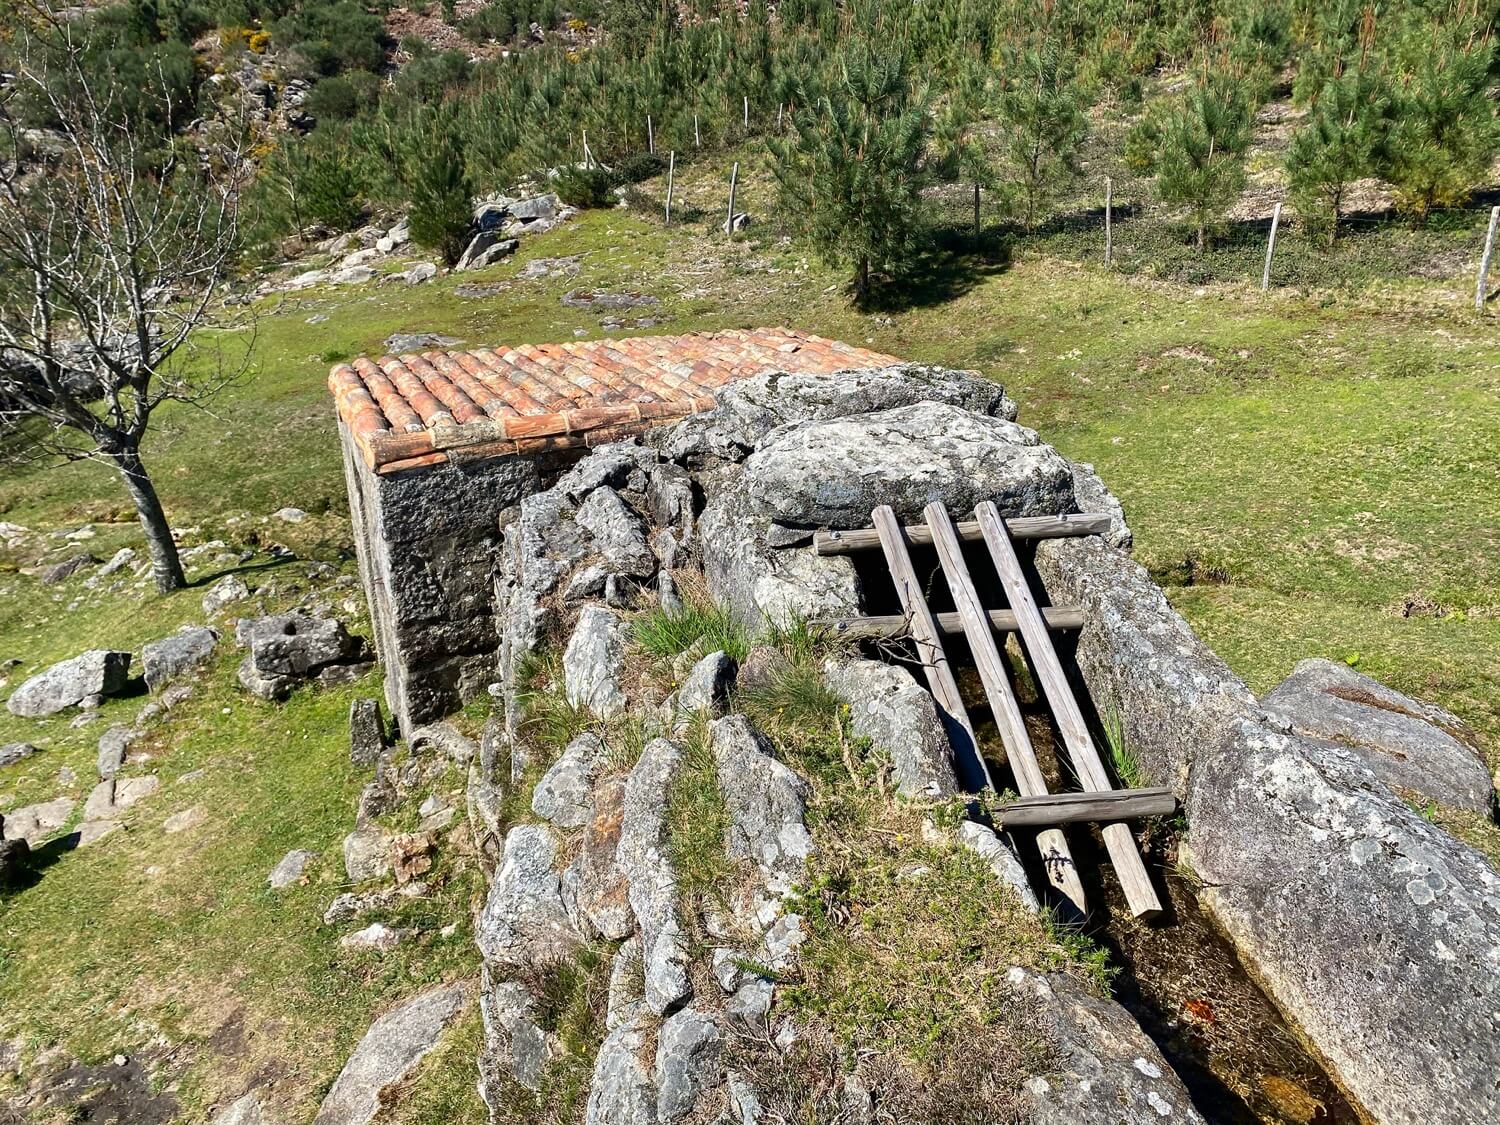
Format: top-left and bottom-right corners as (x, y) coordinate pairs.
(860, 235), (1013, 313)
(0, 829), (81, 896)
(191, 552), (301, 589)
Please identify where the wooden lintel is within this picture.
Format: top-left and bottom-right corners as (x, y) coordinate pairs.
(813, 512), (1110, 556)
(815, 605), (1084, 640)
(994, 787), (1177, 829)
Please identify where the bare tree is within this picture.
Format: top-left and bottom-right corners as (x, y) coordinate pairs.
(0, 23), (249, 593)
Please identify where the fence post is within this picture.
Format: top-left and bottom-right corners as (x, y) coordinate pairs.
(695, 113), (700, 148)
(665, 150), (675, 226)
(582, 128), (592, 169)
(1104, 177), (1113, 265)
(1477, 205), (1500, 313)
(647, 115), (654, 155)
(1261, 202), (1282, 292)
(973, 183), (981, 250)
(726, 161), (739, 236)
(777, 103), (784, 129)
(743, 95), (749, 130)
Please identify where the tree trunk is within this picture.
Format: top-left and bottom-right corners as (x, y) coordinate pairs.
(857, 254), (870, 300)
(1196, 221), (1206, 253)
(110, 446), (186, 593)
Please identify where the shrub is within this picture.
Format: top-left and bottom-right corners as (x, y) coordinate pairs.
(303, 74), (360, 122)
(611, 151), (665, 185)
(553, 165), (616, 210)
(405, 116), (475, 267)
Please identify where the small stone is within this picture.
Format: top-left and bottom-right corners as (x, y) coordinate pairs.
(269, 848), (318, 889)
(41, 554), (95, 585)
(678, 651), (735, 716)
(202, 575), (250, 616)
(0, 743), (37, 768)
(340, 922), (402, 952)
(163, 806), (207, 834)
(113, 774), (159, 809)
(96, 724), (139, 779)
(563, 605), (629, 716)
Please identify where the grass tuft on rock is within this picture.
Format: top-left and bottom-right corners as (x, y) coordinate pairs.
(633, 601), (750, 663)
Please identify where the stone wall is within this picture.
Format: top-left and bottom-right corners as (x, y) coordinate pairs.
(341, 422), (572, 737)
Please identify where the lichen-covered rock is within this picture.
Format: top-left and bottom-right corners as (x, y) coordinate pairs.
(616, 737), (692, 1015)
(479, 973), (550, 1093)
(563, 606), (630, 716)
(239, 613), (359, 677)
(476, 824), (580, 968)
(956, 821), (1039, 913)
(663, 363), (1017, 465)
(677, 651), (735, 716)
(822, 658), (958, 800)
(741, 403), (1075, 528)
(1069, 461), (1132, 550)
(6, 650), (131, 717)
(312, 982), (468, 1125)
(533, 733), (604, 828)
(1010, 967), (1204, 1124)
(95, 724), (138, 779)
(1032, 535), (1257, 792)
(1187, 716), (1500, 1125)
(1261, 658), (1493, 813)
(0, 797), (74, 844)
(268, 848), (318, 889)
(655, 1006), (723, 1123)
(348, 698), (386, 767)
(563, 776), (633, 940)
(141, 626), (218, 691)
(710, 716), (814, 891)
(1037, 531), (1500, 1123)
(576, 486), (657, 579)
(0, 742), (36, 768)
(606, 936), (645, 1031)
(698, 484), (861, 629)
(585, 1012), (658, 1125)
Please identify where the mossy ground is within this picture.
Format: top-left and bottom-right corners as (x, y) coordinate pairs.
(1, 146), (1497, 1118)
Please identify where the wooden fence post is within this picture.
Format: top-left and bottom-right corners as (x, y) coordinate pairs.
(1261, 202), (1282, 291)
(1104, 176), (1113, 265)
(1477, 205), (1499, 313)
(647, 114), (654, 155)
(665, 150), (675, 226)
(743, 95), (749, 130)
(694, 113), (700, 148)
(725, 161), (739, 236)
(777, 103), (784, 129)
(581, 128), (592, 169)
(973, 182), (981, 249)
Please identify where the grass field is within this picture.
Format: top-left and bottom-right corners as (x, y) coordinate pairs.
(1, 153), (1497, 1118)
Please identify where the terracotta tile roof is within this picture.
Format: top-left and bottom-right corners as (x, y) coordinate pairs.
(330, 328), (901, 474)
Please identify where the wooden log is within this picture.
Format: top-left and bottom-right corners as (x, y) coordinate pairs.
(995, 787), (1176, 829)
(815, 606), (1084, 640)
(813, 512), (1110, 556)
(924, 502), (1088, 917)
(975, 501), (1163, 917)
(870, 505), (991, 793)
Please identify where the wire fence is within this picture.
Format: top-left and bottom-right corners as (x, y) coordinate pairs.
(612, 106), (1500, 309)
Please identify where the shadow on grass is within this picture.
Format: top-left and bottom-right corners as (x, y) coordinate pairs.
(860, 235), (1014, 313)
(0, 829), (80, 896)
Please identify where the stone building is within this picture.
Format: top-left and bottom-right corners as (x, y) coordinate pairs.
(330, 328), (897, 735)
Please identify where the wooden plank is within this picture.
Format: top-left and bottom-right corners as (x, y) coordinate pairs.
(814, 512), (1110, 556)
(870, 505), (992, 793)
(975, 501), (1163, 917)
(923, 502), (1088, 917)
(995, 787), (1176, 829)
(815, 605), (1084, 641)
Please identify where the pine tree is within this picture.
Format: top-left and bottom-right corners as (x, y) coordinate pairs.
(1286, 65), (1390, 246)
(993, 39), (1088, 231)
(768, 43), (930, 301)
(405, 114), (474, 267)
(1129, 67), (1253, 252)
(1382, 33), (1498, 222)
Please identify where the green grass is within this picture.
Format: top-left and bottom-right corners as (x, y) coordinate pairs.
(633, 599), (751, 664)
